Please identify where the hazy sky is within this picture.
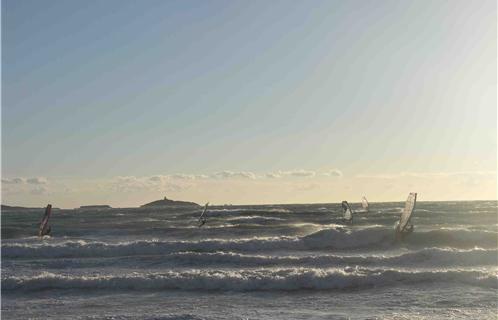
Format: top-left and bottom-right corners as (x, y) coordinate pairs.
(2, 0), (496, 208)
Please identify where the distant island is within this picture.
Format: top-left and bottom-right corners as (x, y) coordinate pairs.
(141, 196), (200, 208)
(2, 204), (40, 210)
(78, 205), (112, 210)
(1, 204), (59, 211)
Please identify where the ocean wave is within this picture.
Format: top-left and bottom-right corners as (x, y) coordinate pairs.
(3, 227), (496, 259)
(1, 228), (390, 259)
(3, 268), (496, 292)
(200, 208), (292, 215)
(138, 247), (498, 269)
(301, 227), (393, 249)
(266, 208), (292, 213)
(5, 248), (495, 271)
(1, 238), (297, 259)
(82, 314), (204, 320)
(226, 216), (286, 223)
(406, 229), (498, 248)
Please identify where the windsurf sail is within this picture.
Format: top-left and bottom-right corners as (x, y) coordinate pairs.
(198, 202), (209, 227)
(397, 193), (417, 232)
(341, 201), (353, 222)
(361, 196), (369, 212)
(38, 204), (52, 237)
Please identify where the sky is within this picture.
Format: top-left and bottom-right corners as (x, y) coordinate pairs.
(2, 0), (496, 208)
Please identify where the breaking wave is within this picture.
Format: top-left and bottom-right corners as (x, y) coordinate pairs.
(3, 227), (496, 259)
(124, 247), (498, 269)
(3, 268), (496, 292)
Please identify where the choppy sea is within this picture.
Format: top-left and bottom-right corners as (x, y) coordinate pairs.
(2, 201), (497, 319)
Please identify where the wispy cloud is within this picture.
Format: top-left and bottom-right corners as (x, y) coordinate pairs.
(149, 172), (255, 181)
(2, 177), (52, 196)
(355, 171), (497, 179)
(2, 168), (495, 208)
(2, 177), (49, 185)
(210, 171), (257, 180)
(284, 170), (316, 178)
(149, 175), (167, 182)
(171, 174), (209, 180)
(30, 186), (49, 195)
(265, 172), (282, 179)
(2, 177), (26, 184)
(109, 175), (192, 193)
(322, 169), (343, 177)
(26, 177), (49, 185)
(265, 170), (316, 178)
(294, 183), (321, 191)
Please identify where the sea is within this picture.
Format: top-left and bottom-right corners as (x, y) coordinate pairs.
(1, 201), (497, 319)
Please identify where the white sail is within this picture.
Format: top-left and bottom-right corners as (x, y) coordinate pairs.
(38, 204), (52, 237)
(199, 202), (209, 220)
(398, 193), (417, 231)
(342, 201), (353, 221)
(361, 196), (369, 212)
(198, 202), (209, 227)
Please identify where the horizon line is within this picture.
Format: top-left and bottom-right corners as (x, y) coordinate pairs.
(3, 198), (497, 210)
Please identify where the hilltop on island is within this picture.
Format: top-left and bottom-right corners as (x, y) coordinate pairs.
(141, 196), (200, 208)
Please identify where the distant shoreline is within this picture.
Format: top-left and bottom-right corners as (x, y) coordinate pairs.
(1, 199), (496, 211)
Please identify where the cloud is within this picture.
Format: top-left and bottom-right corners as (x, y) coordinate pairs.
(103, 168), (333, 194)
(115, 169), (325, 182)
(116, 176), (140, 183)
(265, 172), (282, 179)
(30, 186), (49, 195)
(210, 171), (257, 179)
(355, 171), (497, 179)
(171, 174), (208, 180)
(2, 178), (26, 184)
(266, 170), (316, 178)
(162, 183), (189, 192)
(2, 177), (49, 185)
(2, 177), (53, 197)
(26, 177), (49, 185)
(355, 173), (399, 179)
(294, 183), (320, 191)
(149, 175), (168, 182)
(322, 169), (343, 177)
(284, 170), (316, 177)
(110, 175), (192, 193)
(111, 176), (143, 192)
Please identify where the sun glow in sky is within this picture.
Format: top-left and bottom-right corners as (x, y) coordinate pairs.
(2, 0), (496, 208)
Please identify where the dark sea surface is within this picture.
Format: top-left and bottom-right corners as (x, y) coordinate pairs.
(2, 201), (497, 319)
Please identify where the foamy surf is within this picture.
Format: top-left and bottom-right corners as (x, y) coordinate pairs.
(3, 227), (496, 260)
(3, 268), (497, 292)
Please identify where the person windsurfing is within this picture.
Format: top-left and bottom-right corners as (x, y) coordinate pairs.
(198, 202), (209, 227)
(38, 204), (52, 238)
(395, 193), (417, 241)
(341, 201), (353, 224)
(361, 196), (369, 213)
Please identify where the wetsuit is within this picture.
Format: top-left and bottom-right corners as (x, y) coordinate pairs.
(199, 218), (206, 228)
(342, 201), (353, 224)
(395, 223), (413, 241)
